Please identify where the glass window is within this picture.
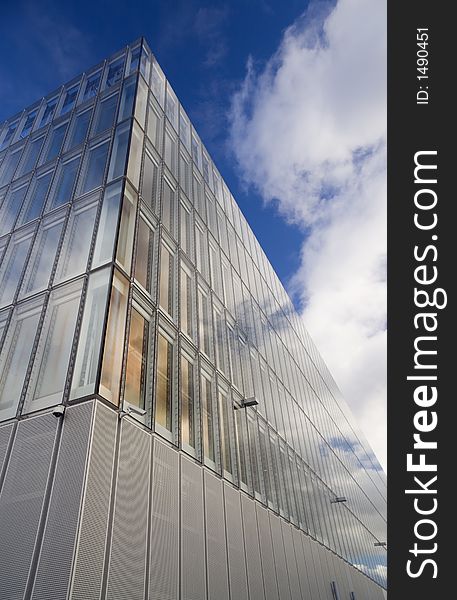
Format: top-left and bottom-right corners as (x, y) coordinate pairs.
(67, 109), (92, 150)
(155, 331), (174, 432)
(126, 121), (143, 189)
(181, 353), (196, 451)
(197, 287), (211, 356)
(47, 153), (80, 209)
(92, 181), (123, 268)
(100, 270), (129, 405)
(164, 127), (177, 175)
(0, 144), (24, 187)
(105, 56), (125, 89)
(54, 196), (98, 283)
(23, 279), (82, 412)
(214, 306), (228, 374)
(43, 121), (68, 164)
(18, 135), (45, 177)
(107, 122), (130, 182)
(92, 93), (118, 135)
(201, 371), (215, 464)
(0, 179), (29, 237)
(60, 84), (79, 115)
(248, 415), (263, 499)
(191, 134), (202, 171)
(0, 295), (44, 421)
(133, 216), (154, 292)
(124, 306), (148, 411)
(0, 225), (35, 308)
(70, 267), (110, 399)
(118, 76), (136, 122)
(20, 109), (38, 139)
(20, 209), (65, 298)
(80, 139), (110, 194)
(179, 110), (191, 151)
(116, 184), (137, 274)
(159, 243), (174, 317)
(134, 76), (148, 128)
(218, 388), (232, 476)
(258, 421), (273, 506)
(128, 46), (141, 75)
(150, 62), (165, 107)
(19, 169), (53, 225)
(194, 223), (208, 279)
(180, 202), (192, 257)
(141, 150), (159, 212)
(192, 173), (204, 218)
(202, 153), (212, 188)
(147, 101), (162, 150)
(165, 86), (178, 129)
(0, 120), (19, 150)
(179, 152), (191, 198)
(161, 177), (175, 234)
(39, 97), (58, 128)
(83, 71), (101, 101)
(180, 264), (193, 339)
(234, 402), (249, 489)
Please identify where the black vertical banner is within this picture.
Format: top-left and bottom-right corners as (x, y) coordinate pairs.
(388, 2), (453, 598)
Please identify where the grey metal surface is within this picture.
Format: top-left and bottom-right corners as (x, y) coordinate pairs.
(70, 401), (117, 600)
(281, 522), (301, 600)
(149, 437), (179, 600)
(0, 413), (58, 600)
(256, 504), (279, 600)
(204, 471), (229, 600)
(302, 534), (322, 600)
(31, 402), (94, 600)
(291, 527), (311, 600)
(0, 421), (15, 491)
(223, 483), (248, 600)
(241, 494), (265, 600)
(181, 455), (206, 600)
(269, 513), (291, 600)
(106, 419), (150, 600)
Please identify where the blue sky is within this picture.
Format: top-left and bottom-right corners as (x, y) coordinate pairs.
(0, 0), (308, 296)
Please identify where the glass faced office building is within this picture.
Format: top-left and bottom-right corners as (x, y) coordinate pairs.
(0, 39), (387, 600)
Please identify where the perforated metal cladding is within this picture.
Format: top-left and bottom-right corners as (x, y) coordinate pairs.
(291, 528), (311, 600)
(318, 544), (334, 600)
(181, 456), (205, 600)
(149, 438), (179, 600)
(31, 402), (94, 600)
(256, 505), (279, 600)
(204, 472), (229, 600)
(0, 422), (14, 487)
(0, 414), (58, 600)
(313, 544), (330, 600)
(301, 534), (321, 600)
(106, 419), (150, 600)
(223, 483), (248, 600)
(70, 401), (117, 600)
(269, 514), (291, 600)
(281, 522), (301, 600)
(240, 494), (265, 600)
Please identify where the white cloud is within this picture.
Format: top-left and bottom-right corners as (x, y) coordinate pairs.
(229, 0), (387, 470)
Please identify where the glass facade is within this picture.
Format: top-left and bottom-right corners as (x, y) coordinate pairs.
(0, 39), (386, 589)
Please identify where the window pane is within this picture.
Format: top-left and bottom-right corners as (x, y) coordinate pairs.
(100, 271), (129, 405)
(155, 332), (173, 431)
(159, 245), (173, 316)
(0, 226), (35, 308)
(161, 178), (175, 234)
(107, 122), (129, 182)
(147, 103), (162, 150)
(92, 94), (118, 135)
(165, 87), (177, 129)
(180, 204), (191, 256)
(124, 308), (148, 410)
(234, 407), (249, 487)
(44, 122), (67, 164)
(181, 355), (196, 449)
(248, 416), (262, 497)
(54, 197), (98, 283)
(80, 140), (109, 194)
(20, 170), (53, 225)
(116, 185), (137, 274)
(18, 136), (44, 177)
(0, 180), (29, 236)
(70, 267), (110, 399)
(218, 389), (232, 475)
(150, 62), (165, 106)
(39, 98), (58, 128)
(105, 57), (124, 89)
(128, 46), (141, 75)
(83, 71), (101, 101)
(164, 128), (177, 174)
(180, 267), (193, 338)
(0, 145), (24, 187)
(0, 296), (44, 421)
(197, 288), (211, 356)
(60, 85), (79, 115)
(126, 121), (142, 189)
(201, 374), (215, 462)
(67, 109), (91, 149)
(48, 154), (80, 209)
(141, 151), (159, 212)
(118, 76), (136, 122)
(133, 217), (153, 291)
(92, 181), (123, 268)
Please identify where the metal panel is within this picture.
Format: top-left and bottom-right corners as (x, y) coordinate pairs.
(0, 413), (58, 600)
(316, 544), (333, 600)
(181, 455), (206, 600)
(70, 401), (117, 600)
(149, 437), (179, 600)
(302, 535), (322, 600)
(223, 483), (248, 600)
(292, 528), (311, 600)
(31, 402), (94, 600)
(241, 494), (265, 600)
(281, 522), (301, 600)
(106, 419), (150, 600)
(204, 471), (229, 600)
(269, 514), (291, 600)
(0, 421), (15, 490)
(256, 505), (279, 600)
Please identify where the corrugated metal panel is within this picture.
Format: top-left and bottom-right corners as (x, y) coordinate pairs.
(0, 422), (15, 490)
(256, 505), (279, 600)
(223, 483), (248, 600)
(291, 528), (311, 600)
(181, 456), (206, 600)
(149, 437), (179, 600)
(269, 514), (291, 600)
(281, 522), (301, 600)
(204, 471), (229, 600)
(308, 538), (326, 600)
(240, 494), (265, 600)
(31, 402), (94, 600)
(70, 401), (117, 600)
(106, 419), (150, 600)
(301, 535), (321, 600)
(316, 544), (333, 600)
(0, 413), (58, 600)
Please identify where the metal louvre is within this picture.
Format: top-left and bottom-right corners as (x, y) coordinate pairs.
(149, 437), (179, 600)
(70, 401), (117, 600)
(281, 522), (302, 600)
(0, 413), (58, 600)
(181, 456), (205, 600)
(256, 505), (279, 600)
(240, 494), (265, 600)
(269, 514), (291, 600)
(31, 402), (94, 600)
(203, 471), (229, 600)
(0, 422), (15, 491)
(223, 483), (248, 600)
(106, 419), (150, 600)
